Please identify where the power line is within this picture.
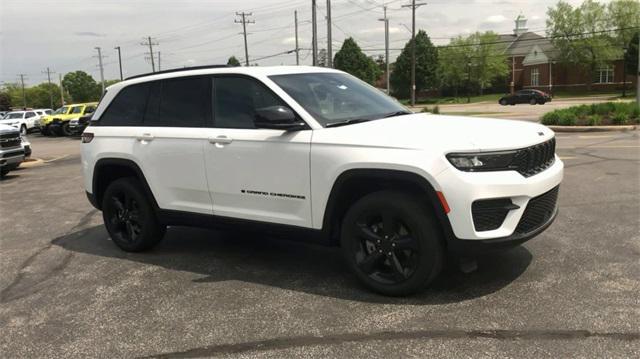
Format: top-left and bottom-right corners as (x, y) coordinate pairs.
(235, 12), (255, 66)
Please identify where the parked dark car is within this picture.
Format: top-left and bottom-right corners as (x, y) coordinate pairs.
(499, 90), (551, 105)
(69, 114), (93, 136)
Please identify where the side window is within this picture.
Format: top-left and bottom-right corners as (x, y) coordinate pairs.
(99, 83), (149, 126)
(25, 112), (36, 118)
(84, 106), (96, 115)
(213, 76), (285, 129)
(145, 76), (209, 127)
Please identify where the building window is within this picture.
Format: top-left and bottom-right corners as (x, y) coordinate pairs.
(531, 68), (539, 86)
(595, 66), (614, 84)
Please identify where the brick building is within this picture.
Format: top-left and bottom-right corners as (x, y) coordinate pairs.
(500, 15), (636, 94)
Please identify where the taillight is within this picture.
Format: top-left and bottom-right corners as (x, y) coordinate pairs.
(81, 132), (94, 143)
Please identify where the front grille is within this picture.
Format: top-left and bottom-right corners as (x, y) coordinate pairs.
(515, 186), (559, 235)
(511, 138), (556, 177)
(0, 135), (21, 148)
(472, 198), (516, 231)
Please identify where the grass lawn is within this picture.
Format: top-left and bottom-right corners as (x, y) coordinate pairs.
(400, 90), (637, 105)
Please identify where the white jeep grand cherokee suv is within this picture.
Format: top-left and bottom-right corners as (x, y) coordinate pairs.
(81, 66), (563, 295)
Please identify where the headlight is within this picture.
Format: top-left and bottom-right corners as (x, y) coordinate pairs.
(446, 151), (517, 172)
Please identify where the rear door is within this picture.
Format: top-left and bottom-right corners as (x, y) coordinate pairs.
(132, 76), (213, 214)
(98, 79), (212, 214)
(202, 75), (313, 227)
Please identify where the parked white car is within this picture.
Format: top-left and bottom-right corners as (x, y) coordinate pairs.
(81, 66), (563, 296)
(0, 110), (38, 135)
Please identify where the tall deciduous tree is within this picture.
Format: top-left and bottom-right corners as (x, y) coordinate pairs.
(333, 38), (380, 84)
(437, 36), (471, 97)
(227, 56), (241, 66)
(62, 71), (101, 102)
(390, 30), (438, 99)
(0, 92), (11, 111)
(467, 31), (509, 95)
(607, 0), (640, 49)
(547, 0), (618, 87)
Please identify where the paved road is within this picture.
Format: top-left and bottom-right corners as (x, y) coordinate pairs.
(413, 96), (635, 122)
(1, 131), (639, 358)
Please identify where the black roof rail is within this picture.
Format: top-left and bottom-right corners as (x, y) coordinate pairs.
(125, 65), (233, 81)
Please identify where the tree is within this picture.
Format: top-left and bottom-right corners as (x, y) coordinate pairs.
(333, 38), (380, 84)
(0, 92), (11, 111)
(227, 56), (241, 66)
(625, 32), (639, 76)
(437, 37), (470, 97)
(607, 0), (640, 50)
(390, 30), (438, 99)
(62, 71), (101, 102)
(547, 0), (618, 88)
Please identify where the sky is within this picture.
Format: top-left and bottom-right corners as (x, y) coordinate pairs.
(0, 0), (605, 86)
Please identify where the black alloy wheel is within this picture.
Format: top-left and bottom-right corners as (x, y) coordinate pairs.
(102, 178), (165, 252)
(341, 190), (444, 296)
(499, 99), (507, 106)
(61, 123), (72, 136)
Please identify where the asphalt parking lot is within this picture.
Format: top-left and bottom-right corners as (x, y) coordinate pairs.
(1, 130), (639, 358)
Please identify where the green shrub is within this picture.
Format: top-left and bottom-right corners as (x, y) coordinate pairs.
(574, 104), (591, 118)
(557, 110), (576, 126)
(541, 111), (560, 125)
(587, 114), (602, 126)
(421, 106), (430, 113)
(611, 111), (629, 125)
(591, 102), (616, 116)
(433, 105), (440, 114)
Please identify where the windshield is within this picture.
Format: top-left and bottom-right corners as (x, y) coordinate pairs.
(70, 106), (84, 114)
(53, 106), (69, 115)
(5, 112), (24, 119)
(269, 72), (408, 127)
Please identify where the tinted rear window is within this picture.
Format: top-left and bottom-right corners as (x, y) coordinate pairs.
(99, 83), (149, 126)
(144, 76), (210, 127)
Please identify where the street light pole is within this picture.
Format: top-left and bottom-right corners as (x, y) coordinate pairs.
(467, 61), (471, 103)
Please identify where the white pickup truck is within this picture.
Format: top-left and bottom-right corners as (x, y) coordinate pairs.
(0, 124), (25, 177)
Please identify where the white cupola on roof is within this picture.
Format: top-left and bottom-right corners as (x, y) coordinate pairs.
(514, 14), (528, 36)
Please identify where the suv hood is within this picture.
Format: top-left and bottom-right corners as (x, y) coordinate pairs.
(312, 113), (554, 152)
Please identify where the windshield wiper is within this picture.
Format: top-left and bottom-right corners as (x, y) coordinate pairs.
(325, 118), (372, 128)
(382, 110), (413, 118)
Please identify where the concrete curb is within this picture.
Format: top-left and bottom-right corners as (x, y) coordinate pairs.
(548, 125), (637, 132)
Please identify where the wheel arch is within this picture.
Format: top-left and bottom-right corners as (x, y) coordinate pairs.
(92, 158), (158, 211)
(321, 168), (455, 246)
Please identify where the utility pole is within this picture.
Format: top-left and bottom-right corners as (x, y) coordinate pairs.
(141, 36), (158, 72)
(378, 6), (390, 93)
(312, 0), (318, 66)
(402, 0), (426, 106)
(158, 51), (161, 71)
(58, 73), (65, 106)
(235, 12), (254, 66)
(622, 47), (627, 97)
(94, 47), (105, 94)
(42, 67), (55, 108)
(18, 74), (27, 108)
(294, 10), (300, 65)
(326, 0), (332, 68)
(637, 35), (640, 108)
(114, 46), (123, 80)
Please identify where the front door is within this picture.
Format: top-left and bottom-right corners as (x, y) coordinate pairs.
(202, 75), (312, 227)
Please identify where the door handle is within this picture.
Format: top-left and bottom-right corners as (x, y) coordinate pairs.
(136, 133), (154, 142)
(209, 135), (233, 145)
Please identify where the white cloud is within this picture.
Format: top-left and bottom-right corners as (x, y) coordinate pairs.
(485, 15), (507, 23)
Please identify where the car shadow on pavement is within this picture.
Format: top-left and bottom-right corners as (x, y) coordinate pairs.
(52, 224), (532, 305)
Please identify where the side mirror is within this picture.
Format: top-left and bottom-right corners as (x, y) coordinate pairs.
(254, 106), (306, 131)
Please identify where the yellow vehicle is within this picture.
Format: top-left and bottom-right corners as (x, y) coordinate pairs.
(40, 102), (98, 136)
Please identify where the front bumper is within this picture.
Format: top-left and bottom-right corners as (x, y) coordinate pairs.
(436, 156), (563, 241)
(0, 149), (25, 167)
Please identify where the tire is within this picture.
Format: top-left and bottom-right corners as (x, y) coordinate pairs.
(0, 167), (9, 178)
(499, 99), (507, 106)
(530, 98), (537, 105)
(102, 177), (166, 252)
(340, 190), (444, 296)
(61, 122), (72, 136)
(20, 125), (27, 136)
